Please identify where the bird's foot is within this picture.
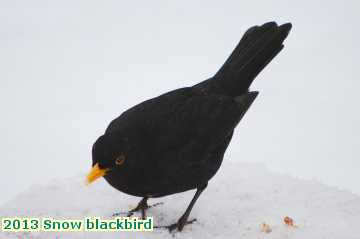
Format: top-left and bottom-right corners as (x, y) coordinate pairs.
(127, 201), (164, 219)
(155, 218), (197, 232)
(131, 201), (163, 212)
(112, 211), (128, 217)
(112, 202), (164, 219)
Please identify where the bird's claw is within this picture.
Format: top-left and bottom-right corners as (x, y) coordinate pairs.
(112, 202), (164, 218)
(147, 202), (164, 209)
(112, 211), (128, 217)
(155, 218), (197, 232)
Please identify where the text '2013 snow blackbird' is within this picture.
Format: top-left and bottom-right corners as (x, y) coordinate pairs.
(86, 21), (292, 232)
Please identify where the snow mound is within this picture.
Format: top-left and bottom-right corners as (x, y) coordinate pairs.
(1, 161), (360, 239)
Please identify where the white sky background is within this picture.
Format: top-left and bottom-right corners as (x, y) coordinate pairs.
(0, 0), (359, 205)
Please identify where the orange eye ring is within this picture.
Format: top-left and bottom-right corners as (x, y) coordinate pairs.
(115, 155), (125, 166)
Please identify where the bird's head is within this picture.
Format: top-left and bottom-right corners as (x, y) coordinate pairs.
(86, 133), (133, 185)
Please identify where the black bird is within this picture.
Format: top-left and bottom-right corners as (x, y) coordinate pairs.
(86, 21), (292, 231)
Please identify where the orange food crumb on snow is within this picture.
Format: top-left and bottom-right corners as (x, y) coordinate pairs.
(284, 216), (294, 226)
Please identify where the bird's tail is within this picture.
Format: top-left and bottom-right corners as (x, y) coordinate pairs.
(197, 22), (292, 96)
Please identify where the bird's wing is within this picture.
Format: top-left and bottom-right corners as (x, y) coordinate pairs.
(143, 90), (258, 191)
(106, 87), (257, 158)
(150, 90), (259, 156)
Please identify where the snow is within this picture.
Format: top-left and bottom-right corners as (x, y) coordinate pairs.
(1, 161), (360, 239)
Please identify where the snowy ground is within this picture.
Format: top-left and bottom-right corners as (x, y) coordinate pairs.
(1, 161), (360, 239)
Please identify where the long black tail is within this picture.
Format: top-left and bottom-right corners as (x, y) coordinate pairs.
(195, 22), (292, 96)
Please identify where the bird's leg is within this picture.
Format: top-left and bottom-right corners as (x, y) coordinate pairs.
(128, 197), (164, 219)
(112, 197), (149, 218)
(159, 184), (207, 232)
(128, 197), (149, 219)
(112, 197), (163, 218)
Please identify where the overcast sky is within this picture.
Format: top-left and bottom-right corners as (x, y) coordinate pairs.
(1, 0), (359, 205)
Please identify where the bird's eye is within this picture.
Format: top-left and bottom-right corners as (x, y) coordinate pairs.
(115, 155), (126, 166)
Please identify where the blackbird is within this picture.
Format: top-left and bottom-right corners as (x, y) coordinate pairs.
(86, 21), (292, 231)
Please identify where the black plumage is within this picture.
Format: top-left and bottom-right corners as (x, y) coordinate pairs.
(88, 21), (292, 231)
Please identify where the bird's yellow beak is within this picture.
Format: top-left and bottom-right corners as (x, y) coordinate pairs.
(86, 163), (109, 185)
